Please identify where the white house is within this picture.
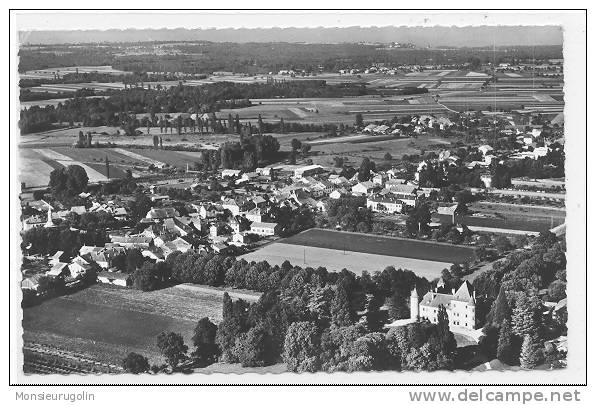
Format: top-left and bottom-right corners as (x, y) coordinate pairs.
(197, 204), (220, 220)
(480, 174), (492, 188)
(373, 124), (390, 135)
(222, 169), (242, 178)
(243, 208), (264, 223)
(363, 124), (378, 133)
(97, 271), (131, 287)
(146, 207), (179, 220)
(478, 145), (494, 155)
(221, 199), (241, 216)
(250, 221), (279, 236)
(352, 181), (376, 196)
(329, 189), (348, 200)
(47, 262), (69, 278)
(418, 281), (476, 330)
(366, 196), (404, 214)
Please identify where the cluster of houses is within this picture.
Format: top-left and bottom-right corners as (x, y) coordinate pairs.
(21, 194), (130, 232)
(22, 250), (96, 291)
(362, 115), (454, 136)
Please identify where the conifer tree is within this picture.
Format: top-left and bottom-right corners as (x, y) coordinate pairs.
(437, 305), (457, 355)
(519, 333), (542, 369)
(490, 286), (511, 325)
(331, 283), (353, 327)
(497, 319), (515, 365)
(257, 114), (263, 135)
(511, 293), (541, 338)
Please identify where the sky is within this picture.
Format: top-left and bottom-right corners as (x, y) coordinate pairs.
(14, 11), (566, 32)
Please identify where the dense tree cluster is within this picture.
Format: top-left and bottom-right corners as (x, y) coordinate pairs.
(473, 231), (566, 369)
(212, 264), (430, 370)
(20, 80), (369, 134)
(48, 165), (89, 202)
(326, 196), (374, 233)
(21, 225), (107, 257)
(491, 144), (565, 187)
(20, 87), (97, 102)
(284, 305), (456, 372)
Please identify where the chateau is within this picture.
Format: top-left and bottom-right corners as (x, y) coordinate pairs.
(411, 280), (477, 330)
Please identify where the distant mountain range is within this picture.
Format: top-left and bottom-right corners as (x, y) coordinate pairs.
(19, 26), (563, 47)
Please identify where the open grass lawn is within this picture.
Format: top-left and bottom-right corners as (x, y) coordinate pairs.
(22, 284), (241, 368)
(280, 229), (476, 264)
(23, 294), (196, 367)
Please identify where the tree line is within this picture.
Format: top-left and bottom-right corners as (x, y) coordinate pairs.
(19, 80), (369, 134)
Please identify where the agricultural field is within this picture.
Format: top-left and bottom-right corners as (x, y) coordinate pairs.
(241, 228), (476, 279)
(433, 213), (565, 233)
(22, 283), (260, 372)
(216, 96), (454, 125)
(20, 65), (131, 80)
(18, 146), (144, 188)
(470, 201), (566, 220)
(27, 82), (125, 94)
(304, 135), (454, 166)
(19, 125), (237, 150)
(18, 148), (57, 188)
(123, 148), (206, 169)
(20, 96), (107, 110)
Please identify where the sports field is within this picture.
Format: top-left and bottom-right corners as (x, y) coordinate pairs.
(241, 228), (475, 279)
(240, 243), (452, 280)
(281, 229), (475, 263)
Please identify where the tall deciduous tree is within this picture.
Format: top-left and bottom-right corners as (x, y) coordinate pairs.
(497, 319), (516, 365)
(283, 321), (321, 372)
(156, 332), (188, 369)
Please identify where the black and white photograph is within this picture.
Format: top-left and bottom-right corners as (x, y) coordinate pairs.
(7, 8), (587, 390)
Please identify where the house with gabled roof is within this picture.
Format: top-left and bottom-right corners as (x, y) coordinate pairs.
(329, 188), (348, 200)
(49, 250), (67, 266)
(145, 207), (179, 220)
(351, 181), (377, 196)
(418, 281), (476, 330)
(366, 195), (405, 214)
(221, 198), (241, 216)
(97, 271), (131, 287)
(47, 262), (69, 278)
(250, 221), (279, 236)
(68, 256), (92, 279)
(110, 235), (154, 249)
